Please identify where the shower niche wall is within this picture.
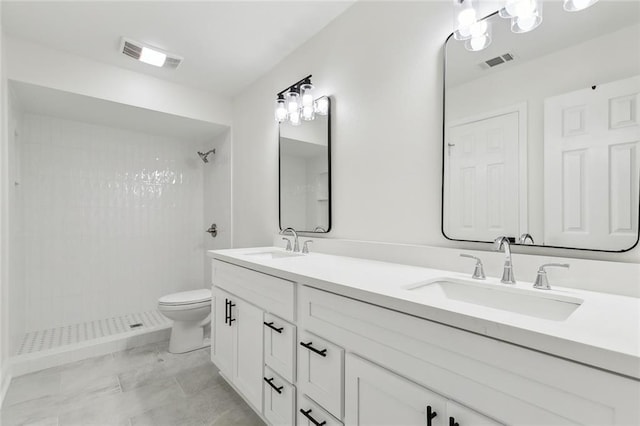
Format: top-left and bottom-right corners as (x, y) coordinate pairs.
(6, 81), (231, 367)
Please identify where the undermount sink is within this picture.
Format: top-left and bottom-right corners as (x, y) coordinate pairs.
(243, 250), (304, 260)
(405, 278), (583, 321)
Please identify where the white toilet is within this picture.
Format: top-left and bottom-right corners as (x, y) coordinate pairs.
(158, 289), (212, 354)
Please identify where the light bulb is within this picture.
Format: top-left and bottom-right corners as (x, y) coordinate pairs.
(274, 96), (287, 123)
(289, 109), (301, 126)
(302, 105), (315, 121)
(516, 15), (537, 31)
(469, 20), (487, 37)
(314, 97), (329, 116)
(457, 8), (476, 28)
(286, 90), (300, 114)
(300, 82), (314, 108)
(466, 34), (490, 51)
(564, 0), (597, 11)
(505, 0), (535, 17)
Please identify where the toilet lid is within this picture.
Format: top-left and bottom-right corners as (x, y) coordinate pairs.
(158, 289), (212, 306)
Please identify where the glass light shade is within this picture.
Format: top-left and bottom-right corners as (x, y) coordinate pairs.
(508, 0), (542, 33)
(275, 97), (287, 123)
(465, 33), (491, 51)
(301, 105), (315, 121)
(500, 0), (536, 18)
(314, 97), (329, 116)
(289, 109), (301, 126)
(286, 90), (300, 114)
(563, 0), (598, 11)
(300, 83), (315, 108)
(453, 0), (476, 41)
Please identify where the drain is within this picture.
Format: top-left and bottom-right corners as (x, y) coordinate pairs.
(129, 323), (143, 329)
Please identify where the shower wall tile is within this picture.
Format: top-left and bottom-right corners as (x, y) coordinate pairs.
(21, 113), (205, 332)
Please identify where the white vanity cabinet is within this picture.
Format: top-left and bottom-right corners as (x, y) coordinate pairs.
(211, 287), (264, 411)
(345, 354), (499, 426)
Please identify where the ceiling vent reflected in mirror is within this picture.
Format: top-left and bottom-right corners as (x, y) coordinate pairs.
(481, 53), (515, 69)
(120, 37), (183, 69)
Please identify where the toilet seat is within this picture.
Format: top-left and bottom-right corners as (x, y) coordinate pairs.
(158, 300), (211, 311)
(158, 289), (211, 306)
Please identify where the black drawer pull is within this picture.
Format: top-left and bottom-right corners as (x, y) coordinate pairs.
(300, 409), (326, 426)
(427, 406), (438, 426)
(224, 299), (230, 324)
(264, 321), (284, 333)
(263, 377), (283, 394)
(449, 417), (459, 426)
(300, 341), (327, 357)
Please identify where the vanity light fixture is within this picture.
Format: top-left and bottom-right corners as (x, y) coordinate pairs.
(275, 75), (325, 124)
(499, 0), (543, 33)
(453, 0), (493, 51)
(451, 0), (599, 51)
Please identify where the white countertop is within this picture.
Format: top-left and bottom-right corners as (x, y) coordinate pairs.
(208, 247), (640, 380)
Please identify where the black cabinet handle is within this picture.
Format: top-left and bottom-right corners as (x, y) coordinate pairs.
(299, 409), (326, 426)
(263, 377), (284, 394)
(224, 299), (230, 325)
(228, 301), (236, 326)
(300, 341), (327, 357)
(264, 321), (284, 333)
(427, 406), (438, 426)
(449, 417), (459, 426)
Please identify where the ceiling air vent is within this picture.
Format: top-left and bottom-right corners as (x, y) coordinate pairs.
(481, 53), (515, 69)
(120, 37), (183, 69)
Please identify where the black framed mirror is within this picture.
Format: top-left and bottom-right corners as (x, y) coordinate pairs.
(442, 1), (640, 252)
(279, 96), (331, 233)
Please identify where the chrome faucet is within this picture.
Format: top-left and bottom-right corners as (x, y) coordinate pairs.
(280, 228), (300, 252)
(494, 236), (516, 284)
(519, 233), (534, 245)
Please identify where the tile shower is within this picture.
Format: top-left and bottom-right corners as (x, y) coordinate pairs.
(8, 109), (225, 367)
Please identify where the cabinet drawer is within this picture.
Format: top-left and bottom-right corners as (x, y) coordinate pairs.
(298, 394), (343, 426)
(213, 259), (295, 321)
(263, 367), (295, 426)
(298, 330), (344, 420)
(264, 313), (296, 383)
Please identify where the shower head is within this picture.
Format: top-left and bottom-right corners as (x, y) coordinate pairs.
(197, 149), (216, 163)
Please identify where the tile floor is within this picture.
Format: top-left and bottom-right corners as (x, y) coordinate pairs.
(0, 341), (264, 426)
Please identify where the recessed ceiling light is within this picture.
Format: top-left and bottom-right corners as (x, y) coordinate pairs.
(120, 37), (183, 69)
(139, 47), (167, 67)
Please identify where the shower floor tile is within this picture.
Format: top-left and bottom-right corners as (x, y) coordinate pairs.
(16, 311), (171, 355)
(1, 342), (264, 426)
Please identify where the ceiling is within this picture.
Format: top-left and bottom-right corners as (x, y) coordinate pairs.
(2, 1), (354, 97)
(446, 0), (640, 87)
(10, 80), (229, 142)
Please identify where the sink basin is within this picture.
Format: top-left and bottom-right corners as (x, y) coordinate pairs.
(406, 278), (583, 321)
(243, 250), (304, 260)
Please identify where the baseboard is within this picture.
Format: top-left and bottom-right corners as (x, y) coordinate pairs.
(11, 325), (170, 378)
(0, 360), (12, 409)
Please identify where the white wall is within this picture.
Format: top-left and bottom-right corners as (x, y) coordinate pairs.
(202, 129), (232, 285)
(447, 24), (640, 247)
(0, 0), (10, 402)
(7, 88), (24, 357)
(5, 37), (232, 127)
(19, 113), (205, 332)
(231, 1), (639, 263)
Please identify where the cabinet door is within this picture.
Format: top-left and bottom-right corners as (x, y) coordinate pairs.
(345, 354), (447, 426)
(212, 287), (233, 378)
(232, 297), (264, 412)
(298, 394), (343, 426)
(263, 366), (295, 426)
(298, 330), (344, 420)
(264, 313), (296, 383)
(446, 401), (502, 426)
